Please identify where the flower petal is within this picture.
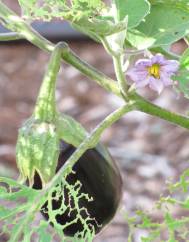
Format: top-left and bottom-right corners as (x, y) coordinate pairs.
(135, 59), (152, 69)
(151, 54), (166, 65)
(160, 72), (173, 86)
(161, 60), (179, 74)
(136, 77), (150, 88)
(149, 76), (164, 94)
(127, 68), (148, 82)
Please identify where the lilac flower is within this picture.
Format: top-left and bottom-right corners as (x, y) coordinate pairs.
(127, 54), (179, 94)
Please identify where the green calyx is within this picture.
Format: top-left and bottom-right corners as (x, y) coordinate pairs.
(16, 118), (59, 186)
(16, 42), (87, 187)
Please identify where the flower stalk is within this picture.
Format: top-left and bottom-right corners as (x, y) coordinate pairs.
(34, 42), (66, 122)
(113, 55), (129, 97)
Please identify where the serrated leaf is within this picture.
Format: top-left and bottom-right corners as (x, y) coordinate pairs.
(127, 3), (189, 49)
(114, 0), (150, 28)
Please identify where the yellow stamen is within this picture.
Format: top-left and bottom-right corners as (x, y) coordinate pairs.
(147, 64), (160, 79)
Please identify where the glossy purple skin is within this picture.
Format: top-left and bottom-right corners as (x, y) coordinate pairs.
(33, 141), (122, 237)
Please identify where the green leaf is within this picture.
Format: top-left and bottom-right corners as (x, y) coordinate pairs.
(0, 205), (27, 220)
(182, 199), (189, 209)
(0, 174), (95, 241)
(175, 72), (189, 98)
(165, 213), (186, 231)
(71, 0), (103, 9)
(35, 222), (52, 242)
(72, 15), (130, 37)
(127, 29), (156, 49)
(0, 176), (27, 188)
(180, 48), (189, 70)
(18, 0), (104, 20)
(127, 3), (189, 49)
(56, 114), (87, 147)
(114, 0), (150, 28)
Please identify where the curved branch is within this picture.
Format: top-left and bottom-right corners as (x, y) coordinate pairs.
(43, 103), (135, 192)
(0, 1), (189, 130)
(132, 93), (189, 129)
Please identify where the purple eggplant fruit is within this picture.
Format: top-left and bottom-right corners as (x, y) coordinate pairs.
(33, 140), (122, 237)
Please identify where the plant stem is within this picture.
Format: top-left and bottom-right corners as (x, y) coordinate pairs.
(0, 2), (189, 130)
(9, 103), (135, 241)
(184, 36), (189, 46)
(34, 42), (66, 122)
(0, 32), (22, 41)
(101, 37), (129, 96)
(100, 37), (116, 57)
(58, 45), (189, 129)
(0, 2), (54, 52)
(150, 47), (180, 60)
(113, 55), (129, 96)
(133, 93), (189, 129)
(60, 43), (121, 96)
(43, 103), (135, 191)
(0, 2), (120, 97)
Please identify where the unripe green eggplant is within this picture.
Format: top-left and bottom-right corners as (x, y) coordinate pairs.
(33, 140), (122, 236)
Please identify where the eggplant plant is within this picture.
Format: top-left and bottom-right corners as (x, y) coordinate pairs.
(0, 0), (189, 241)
